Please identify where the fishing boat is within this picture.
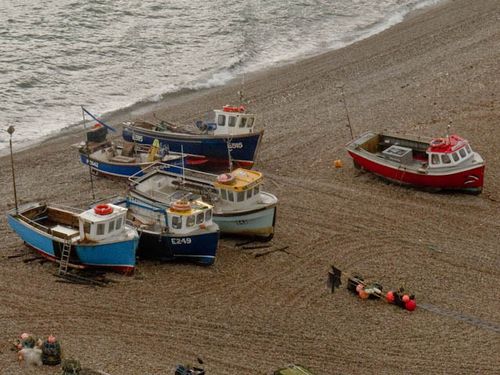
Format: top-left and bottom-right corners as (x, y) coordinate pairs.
(345, 132), (485, 193)
(77, 140), (199, 179)
(121, 105), (263, 168)
(6, 202), (139, 273)
(128, 165), (278, 240)
(109, 195), (219, 265)
(76, 124), (206, 178)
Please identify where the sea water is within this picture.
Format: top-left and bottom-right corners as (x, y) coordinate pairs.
(0, 0), (442, 154)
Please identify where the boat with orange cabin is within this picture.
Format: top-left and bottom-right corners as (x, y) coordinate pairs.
(346, 131), (484, 193)
(108, 194), (219, 265)
(128, 165), (278, 240)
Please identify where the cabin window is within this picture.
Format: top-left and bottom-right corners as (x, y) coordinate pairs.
(247, 117), (254, 127)
(459, 148), (466, 158)
(97, 223), (105, 235)
(187, 215), (195, 227)
(239, 117), (247, 128)
(109, 220), (115, 233)
(228, 116), (236, 127)
(217, 115), (226, 126)
(237, 191), (245, 202)
(220, 189), (228, 201)
(196, 212), (204, 224)
(172, 216), (182, 229)
(452, 152), (460, 162)
(116, 217), (122, 230)
(227, 191), (234, 202)
(254, 185), (260, 194)
(247, 188), (253, 199)
(465, 145), (471, 154)
(441, 154), (451, 164)
(206, 209), (212, 221)
(431, 154), (440, 165)
(83, 222), (91, 234)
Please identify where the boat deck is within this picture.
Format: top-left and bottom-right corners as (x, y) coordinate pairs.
(374, 151), (427, 170)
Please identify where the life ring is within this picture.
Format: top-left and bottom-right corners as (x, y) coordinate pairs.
(430, 138), (446, 147)
(223, 105), (245, 113)
(94, 204), (113, 215)
(217, 173), (235, 184)
(170, 200), (191, 212)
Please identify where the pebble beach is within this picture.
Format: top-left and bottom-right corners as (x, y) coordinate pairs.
(0, 0), (499, 373)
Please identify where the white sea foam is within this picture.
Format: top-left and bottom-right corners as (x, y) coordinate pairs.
(0, 0), (444, 155)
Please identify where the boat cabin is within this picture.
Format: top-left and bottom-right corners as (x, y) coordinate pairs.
(213, 168), (263, 207)
(79, 204), (128, 242)
(198, 105), (256, 136)
(167, 198), (214, 235)
(426, 135), (475, 169)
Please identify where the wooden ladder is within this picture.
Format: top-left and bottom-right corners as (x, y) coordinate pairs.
(58, 240), (72, 276)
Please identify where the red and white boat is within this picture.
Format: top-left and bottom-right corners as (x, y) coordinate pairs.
(346, 132), (485, 193)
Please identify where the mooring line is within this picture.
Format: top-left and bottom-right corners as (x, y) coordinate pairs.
(419, 303), (500, 333)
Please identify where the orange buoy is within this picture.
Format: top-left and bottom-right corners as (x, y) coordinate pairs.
(386, 290), (395, 303)
(358, 290), (369, 299)
(405, 299), (417, 311)
(333, 159), (343, 168)
(94, 204), (113, 215)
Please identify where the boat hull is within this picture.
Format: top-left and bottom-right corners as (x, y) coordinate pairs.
(215, 205), (277, 239)
(137, 229), (219, 265)
(130, 190), (277, 240)
(79, 152), (183, 179)
(7, 213), (137, 273)
(348, 151), (485, 193)
(122, 126), (263, 168)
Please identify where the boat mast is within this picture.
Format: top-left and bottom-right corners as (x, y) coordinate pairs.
(339, 85), (354, 140)
(446, 123), (451, 144)
(226, 138), (234, 172)
(181, 145), (186, 183)
(7, 126), (18, 213)
(81, 106), (96, 200)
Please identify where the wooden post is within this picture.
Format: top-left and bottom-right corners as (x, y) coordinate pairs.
(328, 265), (342, 293)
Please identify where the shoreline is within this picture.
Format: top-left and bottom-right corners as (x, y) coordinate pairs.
(0, 0), (447, 159)
(1, 0), (499, 374)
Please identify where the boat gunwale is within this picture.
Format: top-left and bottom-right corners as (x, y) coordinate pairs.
(123, 123), (264, 141)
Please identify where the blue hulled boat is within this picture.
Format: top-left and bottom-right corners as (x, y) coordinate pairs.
(78, 141), (192, 179)
(128, 166), (278, 241)
(7, 202), (139, 273)
(76, 124), (203, 179)
(110, 195), (219, 265)
(122, 105), (263, 168)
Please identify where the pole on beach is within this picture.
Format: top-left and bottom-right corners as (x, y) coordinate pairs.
(339, 85), (354, 140)
(82, 107), (96, 200)
(7, 126), (18, 213)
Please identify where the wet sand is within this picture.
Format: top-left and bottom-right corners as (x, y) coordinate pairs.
(1, 0), (499, 373)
